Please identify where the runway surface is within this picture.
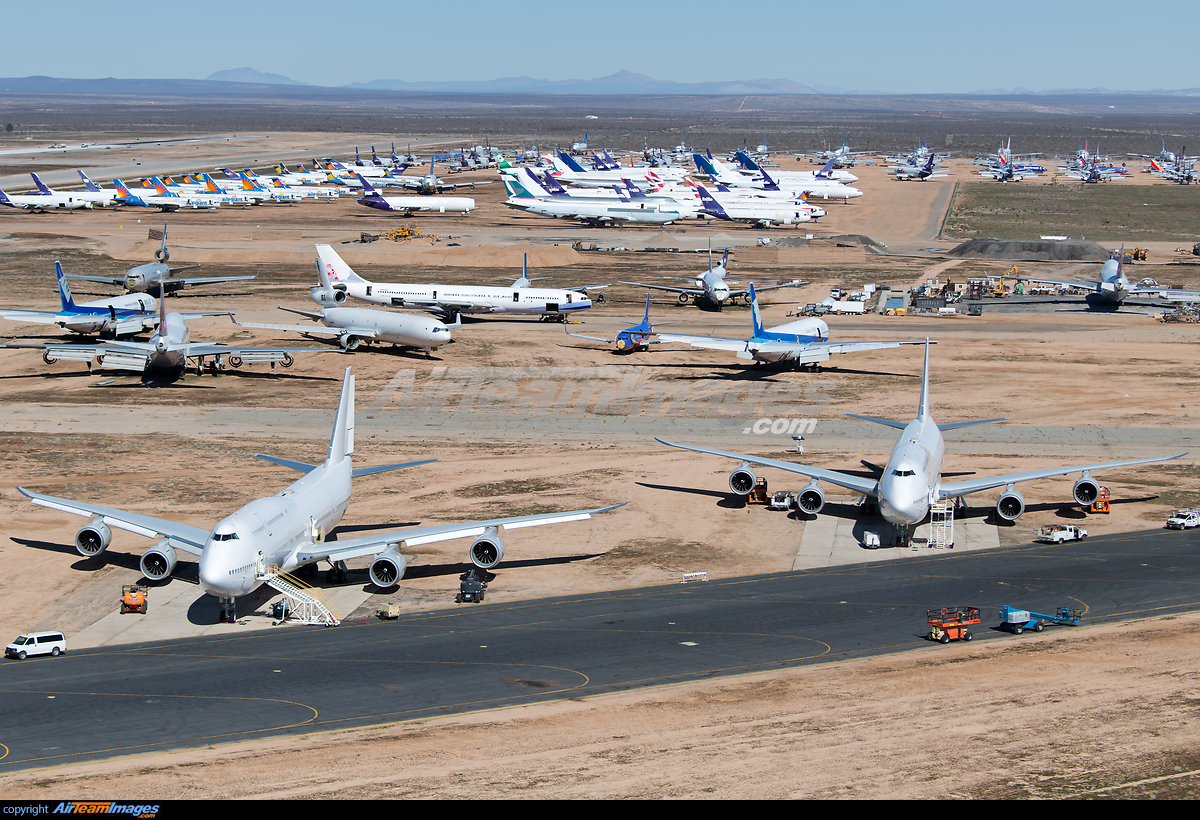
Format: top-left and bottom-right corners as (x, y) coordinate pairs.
(1, 526), (1197, 771)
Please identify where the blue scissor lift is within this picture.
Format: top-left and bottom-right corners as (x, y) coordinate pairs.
(999, 605), (1083, 635)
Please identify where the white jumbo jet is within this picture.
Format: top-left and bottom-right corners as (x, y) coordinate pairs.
(657, 341), (1186, 544)
(19, 367), (623, 622)
(313, 244), (591, 322)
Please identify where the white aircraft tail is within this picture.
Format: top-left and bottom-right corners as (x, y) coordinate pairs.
(315, 244), (370, 286)
(328, 367), (355, 462)
(917, 339), (931, 419)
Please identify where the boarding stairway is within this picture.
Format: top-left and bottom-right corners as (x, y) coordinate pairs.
(256, 562), (341, 626)
(929, 501), (954, 549)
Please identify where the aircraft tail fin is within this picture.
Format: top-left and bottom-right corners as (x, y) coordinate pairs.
(30, 173), (53, 195)
(736, 151), (762, 171)
(355, 174), (380, 197)
(556, 151), (587, 173)
(749, 284), (765, 336)
(316, 244), (371, 286)
(55, 261), (77, 310)
(816, 157), (836, 178)
(695, 186), (728, 219)
(328, 367), (355, 462)
(918, 339), (931, 419)
(693, 153), (718, 178)
(77, 170), (102, 192)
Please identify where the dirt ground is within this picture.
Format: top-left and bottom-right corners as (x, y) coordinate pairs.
(1, 132), (1198, 798)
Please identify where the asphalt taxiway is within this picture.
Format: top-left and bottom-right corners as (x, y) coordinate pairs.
(1, 527), (1197, 772)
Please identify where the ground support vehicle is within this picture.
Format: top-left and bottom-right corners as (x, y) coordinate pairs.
(456, 569), (487, 603)
(767, 490), (794, 511)
(927, 606), (980, 644)
(6, 632), (66, 659)
(999, 605), (1082, 635)
(120, 585), (148, 614)
(1036, 525), (1087, 543)
(1166, 508), (1200, 529)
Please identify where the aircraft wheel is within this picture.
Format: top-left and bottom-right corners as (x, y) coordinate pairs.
(595, 293), (605, 303)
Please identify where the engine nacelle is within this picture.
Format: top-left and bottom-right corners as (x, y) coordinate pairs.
(729, 465), (757, 496)
(996, 490), (1026, 521)
(369, 549), (408, 589)
(75, 518), (112, 557)
(1073, 476), (1100, 506)
(140, 539), (178, 580)
(470, 530), (506, 569)
(311, 284), (347, 305)
(796, 482), (826, 514)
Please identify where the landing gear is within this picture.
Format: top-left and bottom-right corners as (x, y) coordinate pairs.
(325, 560), (348, 584)
(895, 524), (915, 548)
(218, 597), (237, 623)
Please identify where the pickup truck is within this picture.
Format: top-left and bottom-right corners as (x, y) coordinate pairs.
(1166, 509), (1200, 530)
(1036, 525), (1087, 543)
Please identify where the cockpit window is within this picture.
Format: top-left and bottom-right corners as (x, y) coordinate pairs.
(212, 532), (240, 541)
(892, 469), (916, 477)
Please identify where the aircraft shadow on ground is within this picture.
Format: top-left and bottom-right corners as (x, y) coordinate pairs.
(635, 481), (732, 501)
(343, 552), (606, 585)
(11, 537), (200, 586)
(327, 522), (423, 537)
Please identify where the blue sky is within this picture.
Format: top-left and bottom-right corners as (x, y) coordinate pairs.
(2, 1), (1191, 94)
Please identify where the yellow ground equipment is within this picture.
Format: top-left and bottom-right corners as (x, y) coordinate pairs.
(120, 584), (148, 615)
(747, 477), (770, 505)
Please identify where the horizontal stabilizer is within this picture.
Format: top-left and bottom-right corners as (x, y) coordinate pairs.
(256, 454), (317, 473)
(938, 418), (1006, 431)
(844, 413), (906, 429)
(351, 458), (440, 478)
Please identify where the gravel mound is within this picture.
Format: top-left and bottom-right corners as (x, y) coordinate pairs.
(947, 238), (1111, 262)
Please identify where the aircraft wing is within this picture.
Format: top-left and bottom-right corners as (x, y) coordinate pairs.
(230, 319), (369, 339)
(618, 280), (704, 296)
(63, 274), (126, 286)
(729, 280), (805, 296)
(563, 325), (617, 344)
(0, 310), (68, 325)
(17, 486), (209, 554)
(938, 453), (1187, 499)
(165, 275), (256, 287)
(1129, 286), (1200, 301)
(174, 343), (343, 359)
(296, 504), (625, 564)
(655, 439), (879, 496)
(654, 333), (750, 352)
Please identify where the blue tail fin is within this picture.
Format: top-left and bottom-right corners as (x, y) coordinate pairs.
(735, 151), (762, 171)
(30, 173), (53, 195)
(693, 153), (718, 178)
(695, 186), (728, 218)
(749, 285), (765, 336)
(55, 262), (77, 310)
(77, 171), (102, 192)
(557, 152), (587, 173)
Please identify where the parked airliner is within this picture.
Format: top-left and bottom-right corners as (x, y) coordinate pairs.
(19, 368), (622, 622)
(658, 341), (1185, 544)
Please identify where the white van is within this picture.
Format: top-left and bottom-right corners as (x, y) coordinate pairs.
(5, 631), (66, 660)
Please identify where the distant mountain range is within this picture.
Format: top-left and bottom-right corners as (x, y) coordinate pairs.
(0, 70), (1196, 97)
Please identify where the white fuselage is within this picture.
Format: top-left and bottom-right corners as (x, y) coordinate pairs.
(319, 306), (452, 348)
(507, 196), (685, 224)
(359, 193), (475, 214)
(1097, 258), (1130, 303)
(57, 293), (159, 335)
(326, 280), (592, 316)
(877, 414), (945, 527)
(1, 191), (92, 211)
(198, 457), (352, 599)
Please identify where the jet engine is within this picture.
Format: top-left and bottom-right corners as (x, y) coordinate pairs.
(311, 284), (347, 305)
(1072, 476), (1101, 506)
(796, 482), (826, 514)
(75, 518), (111, 557)
(140, 539), (178, 580)
(996, 489), (1026, 521)
(728, 464), (757, 495)
(470, 528), (506, 570)
(154, 246), (169, 262)
(369, 548), (407, 589)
